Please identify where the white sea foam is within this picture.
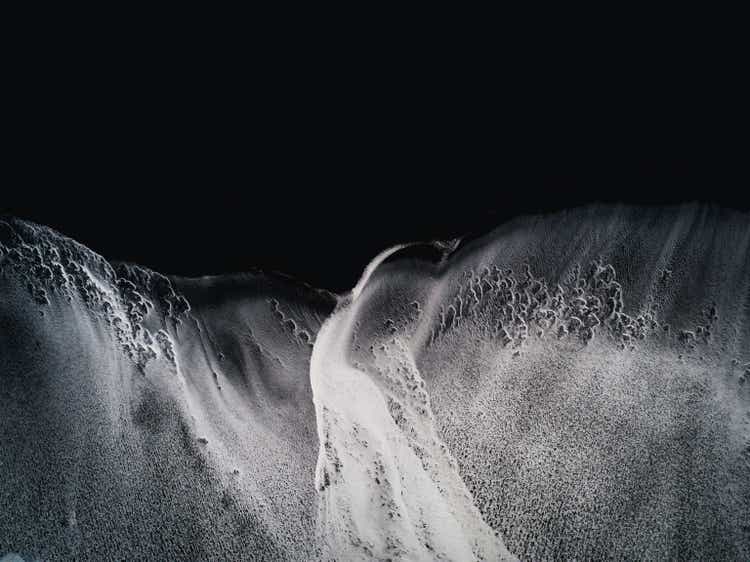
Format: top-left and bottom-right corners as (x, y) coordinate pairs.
(1, 205), (748, 560)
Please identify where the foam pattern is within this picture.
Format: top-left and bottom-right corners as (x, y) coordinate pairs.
(2, 205), (749, 561)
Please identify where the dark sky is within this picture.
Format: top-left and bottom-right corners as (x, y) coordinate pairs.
(4, 30), (748, 292)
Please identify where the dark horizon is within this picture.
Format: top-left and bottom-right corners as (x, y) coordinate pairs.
(5, 36), (748, 292)
(5, 145), (748, 294)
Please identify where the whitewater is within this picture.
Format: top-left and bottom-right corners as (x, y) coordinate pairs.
(1, 204), (748, 560)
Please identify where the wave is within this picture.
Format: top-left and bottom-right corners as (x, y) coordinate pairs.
(1, 204), (749, 560)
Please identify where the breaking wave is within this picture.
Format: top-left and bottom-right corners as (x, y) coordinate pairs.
(1, 204), (749, 560)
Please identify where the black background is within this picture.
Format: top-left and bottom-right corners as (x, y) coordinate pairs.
(4, 18), (748, 292)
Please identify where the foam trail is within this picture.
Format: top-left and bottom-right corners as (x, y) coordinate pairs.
(311, 245), (515, 561)
(350, 244), (411, 303)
